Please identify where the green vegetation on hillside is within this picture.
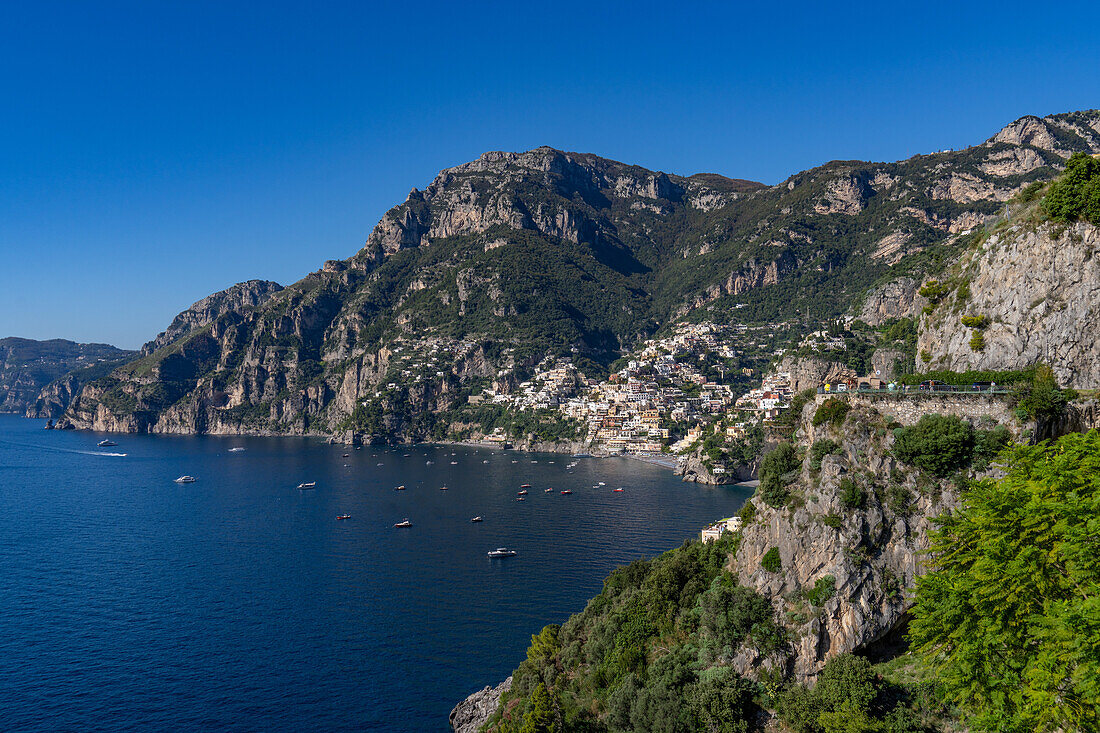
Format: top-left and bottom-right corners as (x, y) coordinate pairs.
(912, 430), (1100, 732)
(1041, 152), (1100, 224)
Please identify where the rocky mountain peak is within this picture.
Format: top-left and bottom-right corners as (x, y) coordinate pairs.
(988, 110), (1100, 155)
(140, 279), (284, 356)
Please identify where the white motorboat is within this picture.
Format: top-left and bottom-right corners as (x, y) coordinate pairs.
(487, 547), (516, 558)
(297, 482), (317, 490)
(174, 475), (196, 483)
(97, 439), (118, 447)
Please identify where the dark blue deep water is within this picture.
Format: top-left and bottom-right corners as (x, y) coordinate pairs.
(0, 415), (750, 731)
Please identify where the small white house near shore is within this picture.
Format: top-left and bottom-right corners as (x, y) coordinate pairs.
(701, 516), (743, 543)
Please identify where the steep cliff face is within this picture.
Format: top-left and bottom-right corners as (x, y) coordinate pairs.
(62, 111), (1100, 439)
(140, 280), (283, 356)
(918, 218), (1100, 387)
(729, 399), (967, 682)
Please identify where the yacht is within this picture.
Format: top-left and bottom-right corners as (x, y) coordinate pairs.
(336, 514), (351, 520)
(97, 439), (118, 447)
(394, 485), (406, 491)
(174, 476), (196, 483)
(440, 486), (448, 491)
(471, 516), (483, 523)
(613, 487), (624, 493)
(544, 488), (553, 493)
(228, 447), (245, 452)
(297, 482), (317, 490)
(560, 489), (573, 495)
(519, 484), (532, 489)
(517, 489), (528, 496)
(394, 519), (412, 528)
(487, 547), (516, 558)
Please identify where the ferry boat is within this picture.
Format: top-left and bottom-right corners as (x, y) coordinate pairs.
(487, 547), (517, 558)
(471, 516), (483, 523)
(394, 519), (412, 528)
(174, 475), (196, 483)
(97, 439), (118, 447)
(336, 514), (351, 520)
(297, 482), (317, 489)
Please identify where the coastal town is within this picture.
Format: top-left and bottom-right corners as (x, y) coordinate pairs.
(469, 322), (798, 463)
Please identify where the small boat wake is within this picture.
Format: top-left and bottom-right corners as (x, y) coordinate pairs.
(0, 439), (127, 457)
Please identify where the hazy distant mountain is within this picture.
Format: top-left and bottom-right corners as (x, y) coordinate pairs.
(0, 338), (135, 415)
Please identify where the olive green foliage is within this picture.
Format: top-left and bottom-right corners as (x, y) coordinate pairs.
(892, 414), (975, 475)
(485, 537), (772, 733)
(806, 576), (837, 607)
(1014, 364), (1074, 420)
(959, 315), (988, 329)
(813, 399), (850, 428)
(758, 442), (799, 507)
(918, 280), (952, 303)
(968, 331), (985, 352)
(776, 654), (929, 733)
(761, 547), (782, 573)
(838, 478), (866, 509)
(1041, 152), (1100, 224)
(911, 431), (1100, 732)
(810, 439), (842, 471)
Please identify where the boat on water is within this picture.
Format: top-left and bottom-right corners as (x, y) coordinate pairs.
(342, 453), (349, 457)
(598, 482), (606, 486)
(395, 485), (406, 491)
(97, 439), (118, 447)
(297, 482), (317, 489)
(519, 484), (532, 489)
(544, 488), (553, 493)
(228, 447), (245, 452)
(573, 453), (593, 458)
(613, 488), (624, 493)
(450, 461), (458, 465)
(516, 497), (526, 501)
(560, 489), (573, 495)
(174, 475), (196, 483)
(440, 486), (448, 491)
(336, 514), (351, 520)
(482, 459), (489, 464)
(471, 516), (483, 523)
(394, 519), (412, 528)
(426, 460), (433, 465)
(487, 547), (516, 558)
(517, 489), (528, 496)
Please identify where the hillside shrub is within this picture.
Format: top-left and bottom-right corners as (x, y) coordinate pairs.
(892, 414), (974, 475)
(969, 331), (986, 352)
(776, 654), (882, 733)
(1015, 364), (1073, 420)
(758, 442), (799, 507)
(1041, 151), (1100, 224)
(761, 547), (782, 573)
(838, 477), (866, 509)
(813, 398), (850, 427)
(809, 439), (841, 471)
(806, 575), (837, 606)
(960, 314), (989, 329)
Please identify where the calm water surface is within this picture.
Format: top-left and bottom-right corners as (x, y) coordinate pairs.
(0, 415), (749, 731)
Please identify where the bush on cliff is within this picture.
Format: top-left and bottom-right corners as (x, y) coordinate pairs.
(911, 430), (1100, 732)
(813, 398), (851, 428)
(1041, 152), (1100, 224)
(892, 414), (974, 475)
(758, 442), (800, 507)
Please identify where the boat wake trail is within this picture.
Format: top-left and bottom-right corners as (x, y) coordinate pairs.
(0, 439), (127, 457)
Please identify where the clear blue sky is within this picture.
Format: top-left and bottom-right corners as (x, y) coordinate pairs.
(2, 1), (1099, 349)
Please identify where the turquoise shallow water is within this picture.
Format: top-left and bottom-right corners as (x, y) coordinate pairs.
(0, 415), (750, 731)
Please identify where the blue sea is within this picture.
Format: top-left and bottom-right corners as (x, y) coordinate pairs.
(0, 415), (750, 731)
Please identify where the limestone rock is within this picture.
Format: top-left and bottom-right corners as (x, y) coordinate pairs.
(450, 677), (511, 733)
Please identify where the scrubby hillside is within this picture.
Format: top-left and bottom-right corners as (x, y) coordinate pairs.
(0, 338), (134, 414)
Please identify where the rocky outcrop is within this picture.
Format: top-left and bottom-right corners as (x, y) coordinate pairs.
(858, 277), (925, 325)
(450, 677), (512, 733)
(140, 280), (283, 356)
(26, 373), (81, 419)
(728, 398), (981, 681)
(774, 355), (856, 393)
(918, 219), (1100, 387)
